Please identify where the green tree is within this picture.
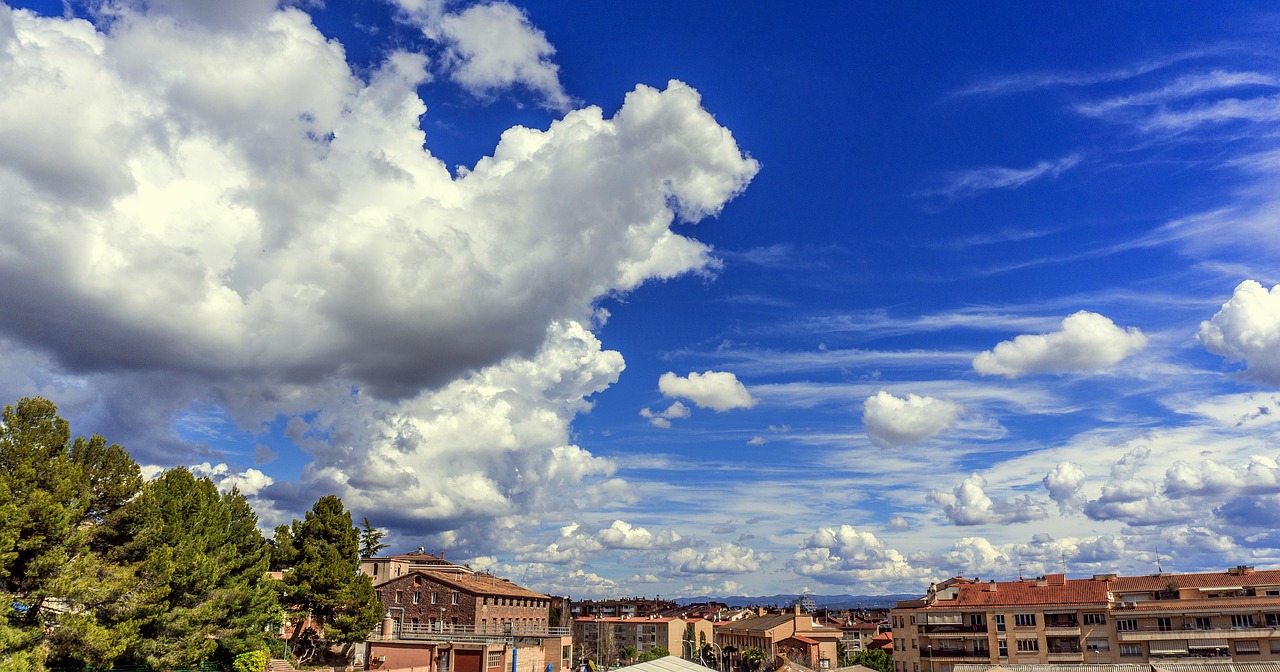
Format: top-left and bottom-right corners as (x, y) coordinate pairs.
(0, 397), (143, 669)
(358, 516), (388, 558)
(849, 649), (892, 672)
(104, 468), (282, 669)
(637, 647), (670, 663)
(741, 647), (767, 671)
(618, 646), (638, 665)
(279, 496), (383, 663)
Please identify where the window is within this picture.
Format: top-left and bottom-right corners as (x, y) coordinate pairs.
(1270, 640), (1280, 654)
(1195, 617), (1212, 629)
(395, 590), (402, 604)
(1231, 614), (1255, 628)
(1083, 613), (1106, 625)
(1016, 639), (1038, 653)
(970, 614), (985, 626)
(911, 616), (917, 625)
(997, 640), (1008, 657)
(487, 651), (503, 668)
(1014, 614), (1037, 627)
(1265, 613), (1280, 627)
(1119, 645), (1142, 658)
(995, 615), (1006, 632)
(452, 591), (460, 605)
(1157, 617), (1172, 631)
(376, 590), (383, 603)
(1085, 639), (1109, 652)
(431, 592), (438, 604)
(413, 591), (421, 604)
(1266, 590), (1280, 596)
(1116, 619), (1137, 632)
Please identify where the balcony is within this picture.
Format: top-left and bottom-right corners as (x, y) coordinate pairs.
(1116, 626), (1279, 642)
(1046, 645), (1083, 662)
(920, 624), (988, 635)
(926, 649), (991, 660)
(370, 623), (572, 644)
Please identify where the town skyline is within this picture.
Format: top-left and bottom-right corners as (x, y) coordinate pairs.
(2, 0), (1280, 599)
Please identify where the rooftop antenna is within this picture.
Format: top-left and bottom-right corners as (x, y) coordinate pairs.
(1155, 543), (1164, 574)
(1061, 551), (1068, 575)
(1017, 562), (1025, 580)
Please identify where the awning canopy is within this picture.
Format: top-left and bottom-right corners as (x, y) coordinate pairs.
(1236, 641), (1261, 653)
(1188, 639), (1229, 649)
(927, 613), (962, 624)
(1149, 642), (1188, 655)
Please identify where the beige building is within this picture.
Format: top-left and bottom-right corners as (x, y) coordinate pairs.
(572, 615), (713, 665)
(890, 566), (1280, 672)
(714, 607), (843, 670)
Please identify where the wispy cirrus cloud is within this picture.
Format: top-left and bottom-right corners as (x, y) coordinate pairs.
(919, 153), (1082, 199)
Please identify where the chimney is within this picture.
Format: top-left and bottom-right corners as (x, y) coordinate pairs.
(794, 604), (801, 616)
(1228, 565), (1254, 575)
(986, 580), (997, 592)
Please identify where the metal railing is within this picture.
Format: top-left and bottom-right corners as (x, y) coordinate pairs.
(370, 623), (571, 643)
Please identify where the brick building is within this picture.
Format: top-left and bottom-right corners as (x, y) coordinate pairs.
(362, 550), (570, 672)
(890, 566), (1280, 672)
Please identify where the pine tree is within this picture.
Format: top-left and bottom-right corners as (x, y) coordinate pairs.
(0, 397), (143, 669)
(358, 516), (388, 558)
(280, 496), (383, 663)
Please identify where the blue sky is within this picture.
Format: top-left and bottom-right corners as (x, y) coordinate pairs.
(3, 0), (1280, 599)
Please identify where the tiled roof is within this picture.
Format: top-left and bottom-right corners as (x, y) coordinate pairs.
(925, 578), (1110, 608)
(408, 569), (547, 599)
(1112, 569), (1280, 591)
(575, 616), (679, 623)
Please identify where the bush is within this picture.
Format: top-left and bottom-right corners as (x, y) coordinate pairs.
(233, 649), (270, 672)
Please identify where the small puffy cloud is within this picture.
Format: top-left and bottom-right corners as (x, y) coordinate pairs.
(190, 462), (275, 496)
(667, 543), (768, 574)
(1043, 461), (1088, 513)
(862, 391), (961, 448)
(1198, 280), (1280, 384)
(885, 516), (910, 530)
(973, 311), (1147, 377)
(658, 370), (757, 412)
(639, 401), (691, 428)
(433, 2), (573, 110)
(929, 473), (1049, 526)
(789, 525), (918, 590)
(746, 436), (766, 445)
(596, 520), (683, 550)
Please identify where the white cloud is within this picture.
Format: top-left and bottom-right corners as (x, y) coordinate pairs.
(861, 391), (961, 448)
(1198, 280), (1280, 384)
(596, 520), (683, 550)
(789, 525), (918, 591)
(0, 5), (758, 552)
(658, 371), (757, 412)
(924, 153), (1082, 198)
(667, 543), (768, 574)
(189, 462), (275, 496)
(973, 311), (1148, 377)
(1043, 461), (1087, 513)
(640, 401), (691, 428)
(434, 2), (572, 110)
(885, 516), (910, 530)
(928, 473), (1049, 526)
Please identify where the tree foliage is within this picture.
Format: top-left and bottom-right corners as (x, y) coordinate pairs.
(848, 649), (892, 672)
(358, 516), (388, 558)
(276, 496), (383, 663)
(741, 647), (767, 671)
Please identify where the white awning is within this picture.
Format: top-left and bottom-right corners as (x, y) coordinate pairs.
(927, 613), (962, 624)
(1236, 641), (1260, 653)
(1188, 639), (1228, 649)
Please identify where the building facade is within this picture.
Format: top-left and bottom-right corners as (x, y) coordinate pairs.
(890, 566), (1280, 672)
(714, 607), (843, 670)
(572, 615), (713, 665)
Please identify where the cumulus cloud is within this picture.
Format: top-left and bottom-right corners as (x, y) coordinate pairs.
(1081, 447), (1190, 526)
(640, 401), (691, 428)
(862, 391), (961, 448)
(667, 543), (768, 574)
(658, 371), (757, 411)
(1198, 280), (1280, 384)
(1043, 461), (1088, 513)
(928, 473), (1049, 526)
(189, 462), (275, 496)
(789, 525), (918, 590)
(596, 520), (683, 550)
(973, 311), (1148, 377)
(0, 5), (757, 549)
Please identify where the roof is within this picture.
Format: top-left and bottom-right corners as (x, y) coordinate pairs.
(1112, 569), (1280, 591)
(922, 578), (1110, 608)
(382, 568), (548, 599)
(617, 658), (717, 672)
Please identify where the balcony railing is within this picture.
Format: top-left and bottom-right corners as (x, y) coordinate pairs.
(927, 650), (990, 659)
(370, 623), (571, 643)
(920, 624), (987, 634)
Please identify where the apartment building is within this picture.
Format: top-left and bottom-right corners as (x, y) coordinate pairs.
(572, 598), (678, 619)
(572, 615), (712, 664)
(890, 566), (1280, 672)
(362, 550), (570, 672)
(714, 606), (844, 669)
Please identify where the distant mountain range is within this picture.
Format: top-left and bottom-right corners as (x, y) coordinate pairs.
(674, 593), (918, 610)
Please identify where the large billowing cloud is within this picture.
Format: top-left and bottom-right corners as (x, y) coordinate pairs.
(862, 391), (961, 448)
(973, 311), (1147, 377)
(595, 520), (684, 550)
(789, 525), (917, 589)
(658, 370), (757, 411)
(1198, 280), (1280, 384)
(0, 4), (757, 546)
(928, 473), (1049, 526)
(667, 543), (768, 574)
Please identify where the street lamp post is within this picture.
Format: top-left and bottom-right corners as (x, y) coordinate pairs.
(927, 644), (933, 672)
